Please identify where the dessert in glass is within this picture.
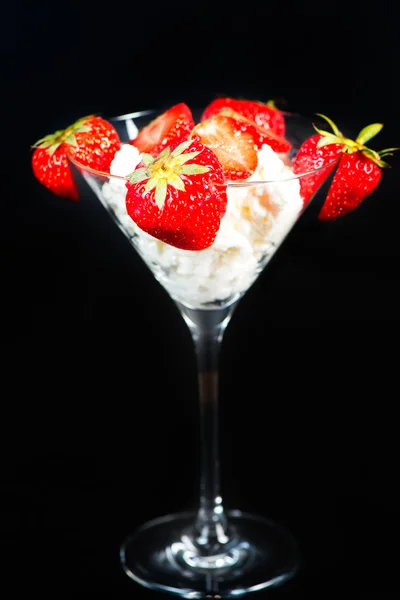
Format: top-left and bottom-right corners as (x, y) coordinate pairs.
(32, 98), (396, 598)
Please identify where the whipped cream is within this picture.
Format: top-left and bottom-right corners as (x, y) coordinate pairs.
(101, 142), (303, 308)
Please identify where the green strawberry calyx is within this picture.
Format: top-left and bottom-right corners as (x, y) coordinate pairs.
(313, 114), (398, 168)
(128, 140), (210, 209)
(32, 116), (93, 156)
(266, 98), (287, 109)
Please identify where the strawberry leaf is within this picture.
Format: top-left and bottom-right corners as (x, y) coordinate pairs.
(141, 153), (155, 167)
(157, 147), (171, 161)
(63, 132), (79, 147)
(144, 179), (157, 194)
(155, 179), (167, 209)
(362, 147), (388, 168)
(356, 123), (383, 145)
(171, 140), (192, 156)
(175, 151), (203, 166)
(266, 98), (287, 108)
(315, 114), (342, 136)
(74, 124), (92, 134)
(32, 131), (63, 148)
(179, 164), (210, 175)
(316, 132), (343, 148)
(168, 174), (186, 191)
(129, 168), (149, 184)
(379, 147), (400, 156)
(47, 142), (62, 156)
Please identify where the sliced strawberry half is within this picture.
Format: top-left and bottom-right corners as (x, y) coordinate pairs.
(190, 113), (258, 181)
(129, 103), (195, 155)
(219, 108), (291, 153)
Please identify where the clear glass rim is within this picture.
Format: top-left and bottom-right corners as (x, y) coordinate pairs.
(66, 109), (339, 186)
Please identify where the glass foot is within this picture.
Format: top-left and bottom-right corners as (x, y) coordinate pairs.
(120, 510), (299, 598)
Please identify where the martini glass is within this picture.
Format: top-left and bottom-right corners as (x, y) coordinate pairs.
(67, 108), (337, 598)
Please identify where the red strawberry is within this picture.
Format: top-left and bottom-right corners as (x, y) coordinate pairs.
(319, 152), (383, 220)
(129, 103), (194, 155)
(293, 115), (398, 220)
(32, 146), (80, 201)
(190, 113), (258, 181)
(218, 108), (291, 153)
(201, 97), (286, 137)
(125, 139), (227, 251)
(32, 115), (121, 200)
(292, 134), (342, 208)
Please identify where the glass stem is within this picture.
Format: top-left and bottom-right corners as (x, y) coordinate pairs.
(176, 302), (237, 551)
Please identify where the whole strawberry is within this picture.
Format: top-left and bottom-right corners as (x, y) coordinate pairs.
(125, 139), (227, 251)
(32, 115), (121, 200)
(293, 115), (398, 220)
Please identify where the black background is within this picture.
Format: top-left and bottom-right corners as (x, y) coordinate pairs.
(2, 0), (400, 596)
